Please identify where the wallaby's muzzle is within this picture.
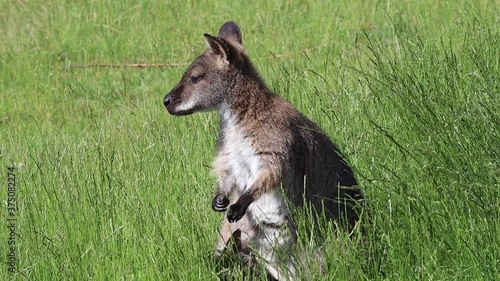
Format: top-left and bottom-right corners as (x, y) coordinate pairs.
(163, 92), (185, 116)
(163, 93), (177, 115)
(163, 85), (193, 116)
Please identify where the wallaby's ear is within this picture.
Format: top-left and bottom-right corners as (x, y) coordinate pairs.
(204, 34), (226, 58)
(204, 33), (238, 65)
(217, 21), (242, 46)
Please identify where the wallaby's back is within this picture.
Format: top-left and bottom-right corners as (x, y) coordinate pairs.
(228, 90), (362, 226)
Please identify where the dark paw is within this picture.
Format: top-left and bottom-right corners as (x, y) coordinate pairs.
(212, 194), (230, 212)
(227, 203), (246, 223)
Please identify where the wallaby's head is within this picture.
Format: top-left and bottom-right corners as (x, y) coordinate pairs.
(163, 21), (252, 116)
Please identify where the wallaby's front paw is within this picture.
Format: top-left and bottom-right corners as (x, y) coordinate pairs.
(212, 194), (230, 212)
(227, 203), (246, 223)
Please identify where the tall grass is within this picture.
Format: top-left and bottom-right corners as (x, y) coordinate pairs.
(1, 0), (498, 280)
(356, 15), (500, 280)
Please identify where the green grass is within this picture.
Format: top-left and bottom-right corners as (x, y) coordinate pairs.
(1, 0), (499, 280)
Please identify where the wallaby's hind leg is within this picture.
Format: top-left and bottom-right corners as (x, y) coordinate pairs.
(216, 215), (256, 263)
(216, 218), (232, 256)
(256, 224), (296, 281)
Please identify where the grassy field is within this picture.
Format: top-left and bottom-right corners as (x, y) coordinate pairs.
(1, 0), (499, 280)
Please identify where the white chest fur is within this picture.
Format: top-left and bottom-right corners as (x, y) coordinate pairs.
(218, 112), (261, 192)
(216, 109), (290, 226)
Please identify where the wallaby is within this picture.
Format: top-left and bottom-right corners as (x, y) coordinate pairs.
(163, 21), (363, 280)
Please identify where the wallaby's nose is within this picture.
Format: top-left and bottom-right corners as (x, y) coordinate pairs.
(163, 95), (171, 108)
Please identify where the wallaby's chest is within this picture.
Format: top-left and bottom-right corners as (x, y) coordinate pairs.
(217, 119), (261, 192)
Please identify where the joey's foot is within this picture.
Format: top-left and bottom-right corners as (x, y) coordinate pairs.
(227, 203), (246, 223)
(212, 194), (230, 212)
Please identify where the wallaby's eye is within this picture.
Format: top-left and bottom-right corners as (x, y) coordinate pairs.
(191, 75), (203, 84)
